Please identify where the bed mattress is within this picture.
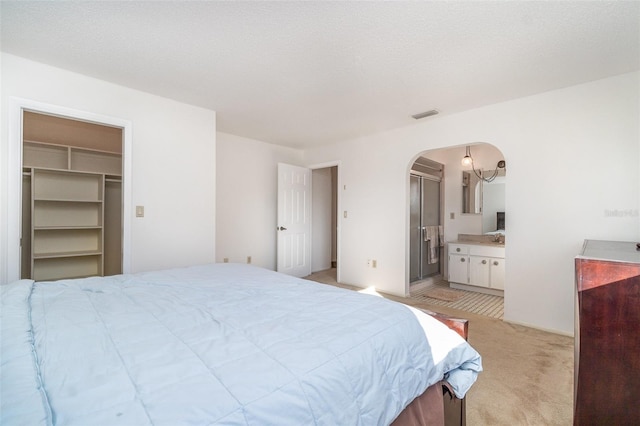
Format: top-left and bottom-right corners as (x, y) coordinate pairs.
(1, 263), (481, 425)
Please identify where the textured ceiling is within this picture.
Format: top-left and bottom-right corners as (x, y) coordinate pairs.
(1, 1), (639, 149)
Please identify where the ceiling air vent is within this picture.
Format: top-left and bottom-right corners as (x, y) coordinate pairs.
(411, 110), (439, 120)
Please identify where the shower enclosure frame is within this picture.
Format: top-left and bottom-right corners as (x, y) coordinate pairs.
(410, 160), (444, 285)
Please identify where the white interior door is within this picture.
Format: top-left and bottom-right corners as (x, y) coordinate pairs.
(277, 163), (311, 277)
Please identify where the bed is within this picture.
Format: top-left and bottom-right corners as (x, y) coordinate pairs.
(1, 263), (482, 425)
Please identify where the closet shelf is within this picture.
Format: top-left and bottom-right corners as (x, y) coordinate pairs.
(33, 250), (102, 260)
(24, 166), (122, 179)
(23, 139), (122, 176)
(34, 225), (102, 231)
(34, 198), (103, 203)
(23, 139), (120, 155)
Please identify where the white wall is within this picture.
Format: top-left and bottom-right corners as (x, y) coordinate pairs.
(215, 132), (303, 270)
(0, 54), (217, 283)
(303, 72), (640, 335)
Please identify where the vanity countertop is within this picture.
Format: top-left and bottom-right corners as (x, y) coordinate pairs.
(451, 240), (505, 247)
(452, 233), (505, 247)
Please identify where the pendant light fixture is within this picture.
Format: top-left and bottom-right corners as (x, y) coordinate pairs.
(461, 146), (473, 167)
(461, 145), (506, 183)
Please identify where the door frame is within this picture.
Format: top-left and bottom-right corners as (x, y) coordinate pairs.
(410, 171), (443, 283)
(406, 155), (445, 296)
(5, 97), (132, 283)
(308, 161), (341, 283)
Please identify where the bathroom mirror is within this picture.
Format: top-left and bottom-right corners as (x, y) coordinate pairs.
(462, 168), (506, 232)
(481, 168), (506, 233)
(462, 171), (482, 214)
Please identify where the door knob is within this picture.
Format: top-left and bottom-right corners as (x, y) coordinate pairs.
(277, 226), (287, 231)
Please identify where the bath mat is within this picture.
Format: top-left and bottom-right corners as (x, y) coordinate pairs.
(422, 288), (466, 302)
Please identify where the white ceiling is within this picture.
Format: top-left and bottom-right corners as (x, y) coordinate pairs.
(1, 1), (639, 149)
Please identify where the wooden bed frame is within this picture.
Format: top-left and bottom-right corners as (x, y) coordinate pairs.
(392, 309), (469, 426)
(426, 309), (469, 426)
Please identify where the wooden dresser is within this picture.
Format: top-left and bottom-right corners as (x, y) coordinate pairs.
(574, 240), (640, 425)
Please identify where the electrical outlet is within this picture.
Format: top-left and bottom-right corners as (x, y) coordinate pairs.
(367, 259), (371, 267)
(223, 258), (229, 263)
(247, 256), (252, 264)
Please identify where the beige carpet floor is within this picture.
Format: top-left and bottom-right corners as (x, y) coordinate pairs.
(304, 269), (574, 425)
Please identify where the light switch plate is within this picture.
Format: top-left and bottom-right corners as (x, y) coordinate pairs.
(136, 205), (144, 217)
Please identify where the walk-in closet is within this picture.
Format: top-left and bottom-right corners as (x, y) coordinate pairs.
(21, 111), (123, 281)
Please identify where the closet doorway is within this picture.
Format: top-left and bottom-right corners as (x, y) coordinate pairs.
(21, 111), (124, 281)
(409, 157), (444, 286)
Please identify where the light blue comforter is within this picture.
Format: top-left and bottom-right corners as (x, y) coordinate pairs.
(1, 264), (481, 425)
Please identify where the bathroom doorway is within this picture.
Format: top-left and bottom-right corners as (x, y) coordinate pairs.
(409, 157), (444, 286)
(406, 144), (506, 319)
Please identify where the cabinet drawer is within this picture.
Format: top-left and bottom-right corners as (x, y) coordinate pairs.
(449, 244), (469, 255)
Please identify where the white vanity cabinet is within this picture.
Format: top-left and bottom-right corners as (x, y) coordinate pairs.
(448, 244), (470, 285)
(469, 254), (505, 290)
(448, 243), (505, 292)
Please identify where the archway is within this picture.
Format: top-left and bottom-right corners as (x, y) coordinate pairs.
(406, 143), (506, 319)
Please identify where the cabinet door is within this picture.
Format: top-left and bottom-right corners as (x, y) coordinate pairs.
(469, 256), (491, 287)
(490, 258), (505, 290)
(448, 254), (469, 284)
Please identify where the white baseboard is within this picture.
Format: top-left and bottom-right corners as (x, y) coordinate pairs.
(503, 318), (574, 337)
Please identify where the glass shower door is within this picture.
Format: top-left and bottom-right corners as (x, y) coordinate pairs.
(421, 177), (441, 278)
(410, 175), (422, 282)
(410, 174), (441, 283)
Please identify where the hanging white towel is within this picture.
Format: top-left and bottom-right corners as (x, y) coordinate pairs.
(424, 225), (443, 264)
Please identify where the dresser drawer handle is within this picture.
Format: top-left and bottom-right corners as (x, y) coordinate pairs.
(493, 261), (499, 266)
(456, 248), (461, 252)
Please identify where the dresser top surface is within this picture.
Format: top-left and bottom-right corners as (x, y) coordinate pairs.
(577, 240), (640, 264)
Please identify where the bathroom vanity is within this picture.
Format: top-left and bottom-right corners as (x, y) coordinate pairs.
(448, 241), (505, 295)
